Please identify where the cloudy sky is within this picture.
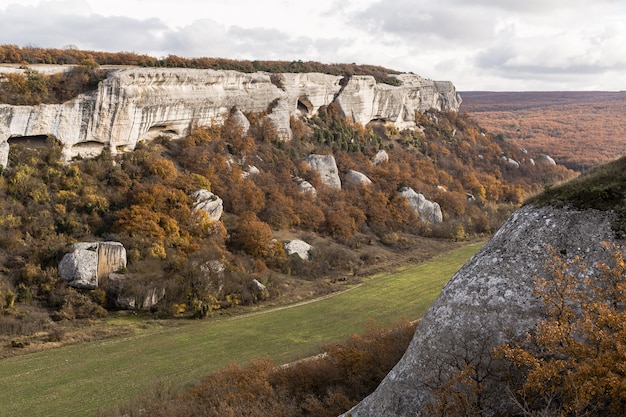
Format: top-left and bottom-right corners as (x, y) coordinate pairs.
(1, 0), (625, 91)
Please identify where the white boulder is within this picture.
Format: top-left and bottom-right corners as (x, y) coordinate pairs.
(284, 239), (312, 260)
(373, 149), (389, 165)
(191, 189), (223, 222)
(305, 154), (341, 190)
(345, 169), (372, 186)
(297, 180), (317, 197)
(544, 155), (557, 165)
(58, 242), (127, 290)
(399, 187), (443, 224)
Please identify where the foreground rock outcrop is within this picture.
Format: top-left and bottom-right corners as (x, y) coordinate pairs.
(0, 67), (461, 168)
(341, 203), (625, 416)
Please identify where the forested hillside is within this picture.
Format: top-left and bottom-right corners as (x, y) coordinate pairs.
(0, 91), (573, 352)
(461, 91), (626, 171)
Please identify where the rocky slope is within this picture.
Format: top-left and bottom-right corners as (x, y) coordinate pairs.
(340, 156), (626, 416)
(0, 67), (460, 168)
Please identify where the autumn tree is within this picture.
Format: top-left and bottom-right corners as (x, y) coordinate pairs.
(498, 244), (626, 416)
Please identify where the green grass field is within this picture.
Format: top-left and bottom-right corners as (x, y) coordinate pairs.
(0, 242), (482, 417)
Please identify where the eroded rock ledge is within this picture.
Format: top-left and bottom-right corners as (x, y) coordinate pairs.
(0, 68), (460, 167)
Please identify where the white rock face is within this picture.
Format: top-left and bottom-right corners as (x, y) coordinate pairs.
(341, 205), (625, 417)
(58, 242), (127, 290)
(399, 187), (443, 224)
(345, 169), (372, 186)
(284, 239), (313, 260)
(337, 74), (460, 127)
(305, 154), (341, 190)
(0, 68), (460, 168)
(191, 189), (223, 222)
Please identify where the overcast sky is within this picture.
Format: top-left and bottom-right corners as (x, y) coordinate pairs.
(1, 0), (625, 91)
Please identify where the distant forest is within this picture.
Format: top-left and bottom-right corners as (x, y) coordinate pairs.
(0, 44), (403, 84)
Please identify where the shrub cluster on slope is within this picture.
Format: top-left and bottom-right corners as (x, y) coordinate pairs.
(0, 104), (573, 335)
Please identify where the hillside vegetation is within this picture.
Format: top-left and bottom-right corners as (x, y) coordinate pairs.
(461, 91), (626, 171)
(0, 90), (573, 354)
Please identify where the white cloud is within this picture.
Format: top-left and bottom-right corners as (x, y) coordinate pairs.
(0, 0), (625, 90)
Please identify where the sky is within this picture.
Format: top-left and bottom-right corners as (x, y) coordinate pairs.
(1, 0), (625, 91)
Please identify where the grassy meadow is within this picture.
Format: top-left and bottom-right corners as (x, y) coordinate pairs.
(0, 242), (482, 417)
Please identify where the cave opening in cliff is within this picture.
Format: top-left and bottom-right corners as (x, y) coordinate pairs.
(8, 134), (56, 149)
(297, 97), (313, 115)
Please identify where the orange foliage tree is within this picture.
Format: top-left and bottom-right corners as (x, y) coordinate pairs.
(498, 244), (626, 416)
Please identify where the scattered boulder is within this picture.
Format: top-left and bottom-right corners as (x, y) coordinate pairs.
(251, 279), (269, 301)
(305, 154), (341, 190)
(108, 273), (165, 310)
(399, 187), (443, 224)
(297, 180), (317, 197)
(373, 149), (389, 165)
(544, 154), (557, 165)
(58, 242), (127, 290)
(345, 170), (372, 186)
(502, 155), (520, 168)
(284, 239), (312, 260)
(191, 189), (223, 222)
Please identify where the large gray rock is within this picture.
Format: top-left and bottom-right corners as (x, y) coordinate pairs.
(0, 67), (460, 168)
(341, 205), (625, 417)
(58, 242), (127, 290)
(345, 169), (372, 186)
(191, 189), (223, 222)
(399, 187), (442, 224)
(305, 154), (341, 190)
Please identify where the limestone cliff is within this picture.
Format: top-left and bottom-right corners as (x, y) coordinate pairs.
(341, 203), (625, 416)
(0, 67), (460, 168)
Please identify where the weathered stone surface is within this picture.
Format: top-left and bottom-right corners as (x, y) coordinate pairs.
(58, 241), (126, 290)
(545, 154), (557, 165)
(0, 67), (460, 168)
(297, 180), (317, 197)
(336, 74), (461, 128)
(399, 187), (442, 224)
(284, 239), (312, 260)
(341, 205), (625, 417)
(305, 154), (341, 190)
(227, 107), (250, 137)
(251, 279), (269, 301)
(502, 155), (520, 168)
(345, 169), (372, 186)
(108, 273), (165, 310)
(191, 189), (223, 222)
(373, 149), (389, 165)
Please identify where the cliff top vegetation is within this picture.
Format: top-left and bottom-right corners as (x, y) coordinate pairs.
(526, 154), (626, 236)
(0, 44), (402, 84)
